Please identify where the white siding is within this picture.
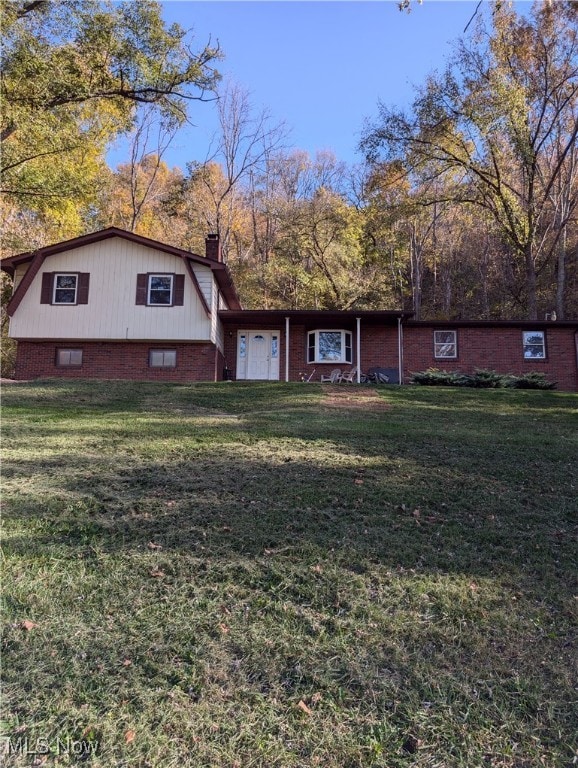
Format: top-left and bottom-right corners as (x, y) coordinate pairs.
(9, 238), (213, 341)
(191, 264), (213, 308)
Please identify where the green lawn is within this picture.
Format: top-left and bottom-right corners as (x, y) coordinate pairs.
(1, 380), (577, 767)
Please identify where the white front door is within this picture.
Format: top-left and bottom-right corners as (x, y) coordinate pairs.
(238, 331), (280, 380)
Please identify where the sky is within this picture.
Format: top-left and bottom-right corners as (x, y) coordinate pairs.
(107, 0), (526, 171)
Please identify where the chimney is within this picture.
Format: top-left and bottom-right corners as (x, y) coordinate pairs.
(205, 233), (221, 262)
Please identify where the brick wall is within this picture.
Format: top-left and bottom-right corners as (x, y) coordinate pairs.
(14, 341), (218, 382)
(14, 325), (577, 391)
(222, 322), (401, 381)
(403, 325), (578, 391)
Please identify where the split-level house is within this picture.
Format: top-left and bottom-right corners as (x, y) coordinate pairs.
(2, 228), (577, 390)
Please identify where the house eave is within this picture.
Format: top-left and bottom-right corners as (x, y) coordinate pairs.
(218, 309), (413, 328)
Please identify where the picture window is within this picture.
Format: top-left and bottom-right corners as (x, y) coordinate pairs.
(307, 330), (353, 364)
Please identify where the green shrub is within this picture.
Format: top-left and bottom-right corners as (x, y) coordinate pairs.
(410, 368), (556, 390)
(511, 371), (557, 390)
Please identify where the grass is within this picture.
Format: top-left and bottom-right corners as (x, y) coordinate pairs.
(1, 379), (577, 767)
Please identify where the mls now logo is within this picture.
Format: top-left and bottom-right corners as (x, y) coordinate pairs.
(3, 736), (99, 757)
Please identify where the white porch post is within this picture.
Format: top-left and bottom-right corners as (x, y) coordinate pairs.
(285, 316), (290, 382)
(356, 316), (361, 383)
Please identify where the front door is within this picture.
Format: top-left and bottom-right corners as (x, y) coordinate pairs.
(238, 331), (280, 380)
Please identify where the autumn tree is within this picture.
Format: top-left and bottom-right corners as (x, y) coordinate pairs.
(361, 2), (578, 319)
(1, 0), (221, 217)
(182, 81), (288, 259)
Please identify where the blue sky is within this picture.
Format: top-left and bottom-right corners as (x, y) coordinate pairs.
(108, 1), (527, 170)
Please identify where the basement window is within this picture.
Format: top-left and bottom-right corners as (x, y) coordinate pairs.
(149, 350), (177, 368)
(307, 330), (352, 364)
(522, 331), (546, 359)
(56, 348), (83, 367)
(434, 330), (458, 359)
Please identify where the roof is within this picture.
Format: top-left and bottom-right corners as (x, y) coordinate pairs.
(219, 309), (414, 328)
(1, 227), (242, 313)
(405, 319), (578, 329)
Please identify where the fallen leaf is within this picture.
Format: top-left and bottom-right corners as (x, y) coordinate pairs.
(297, 699), (312, 715)
(21, 620), (38, 631)
(311, 692), (322, 704)
(122, 659), (132, 666)
(147, 542), (163, 550)
(354, 478), (364, 485)
(124, 729), (136, 744)
(219, 623), (230, 634)
(150, 569), (165, 578)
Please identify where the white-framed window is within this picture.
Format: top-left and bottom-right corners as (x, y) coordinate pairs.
(522, 331), (546, 359)
(56, 348), (83, 367)
(434, 330), (458, 359)
(148, 275), (173, 305)
(307, 330), (352, 364)
(271, 334), (279, 358)
(53, 274), (78, 304)
(149, 349), (177, 368)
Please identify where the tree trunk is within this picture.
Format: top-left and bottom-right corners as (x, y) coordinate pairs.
(524, 243), (538, 321)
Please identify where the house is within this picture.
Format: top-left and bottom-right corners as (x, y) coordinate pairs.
(2, 228), (577, 391)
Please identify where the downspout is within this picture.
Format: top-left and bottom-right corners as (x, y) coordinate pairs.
(285, 316), (290, 382)
(398, 316), (404, 385)
(356, 317), (361, 383)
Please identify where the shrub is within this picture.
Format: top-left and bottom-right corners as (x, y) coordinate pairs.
(410, 368), (556, 390)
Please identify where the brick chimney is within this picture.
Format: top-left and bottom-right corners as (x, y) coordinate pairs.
(205, 233), (221, 262)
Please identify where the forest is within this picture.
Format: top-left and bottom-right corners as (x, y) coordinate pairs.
(1, 0), (577, 349)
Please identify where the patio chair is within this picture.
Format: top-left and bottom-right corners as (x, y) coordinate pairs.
(339, 366), (361, 383)
(320, 368), (342, 383)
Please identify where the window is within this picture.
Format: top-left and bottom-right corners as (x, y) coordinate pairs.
(239, 334), (246, 357)
(149, 349), (177, 368)
(41, 273), (89, 305)
(53, 274), (78, 304)
(56, 348), (83, 367)
(522, 331), (546, 359)
(136, 273), (184, 306)
(148, 275), (173, 305)
(271, 334), (279, 359)
(434, 330), (458, 359)
(307, 330), (353, 364)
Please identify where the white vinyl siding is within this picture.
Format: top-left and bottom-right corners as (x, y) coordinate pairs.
(9, 238), (213, 341)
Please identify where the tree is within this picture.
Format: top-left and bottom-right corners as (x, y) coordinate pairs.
(1, 0), (221, 208)
(362, 2), (578, 319)
(183, 80), (288, 259)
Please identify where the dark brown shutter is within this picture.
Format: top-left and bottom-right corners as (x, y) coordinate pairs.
(173, 274), (185, 306)
(136, 273), (148, 305)
(41, 273), (54, 304)
(77, 273), (90, 304)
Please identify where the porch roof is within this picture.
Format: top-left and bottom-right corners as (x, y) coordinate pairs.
(218, 309), (413, 328)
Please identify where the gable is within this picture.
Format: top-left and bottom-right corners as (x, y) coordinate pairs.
(2, 227), (241, 314)
(6, 237), (216, 341)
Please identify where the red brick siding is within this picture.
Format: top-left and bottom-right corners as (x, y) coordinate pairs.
(403, 326), (578, 391)
(222, 322), (401, 381)
(14, 341), (217, 382)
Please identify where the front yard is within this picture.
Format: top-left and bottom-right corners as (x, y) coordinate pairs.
(1, 380), (577, 767)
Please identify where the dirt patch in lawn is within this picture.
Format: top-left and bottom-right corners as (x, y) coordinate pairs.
(321, 385), (391, 412)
